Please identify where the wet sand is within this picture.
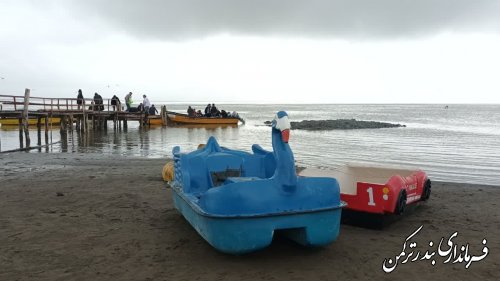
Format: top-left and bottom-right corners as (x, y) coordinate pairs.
(1, 153), (499, 281)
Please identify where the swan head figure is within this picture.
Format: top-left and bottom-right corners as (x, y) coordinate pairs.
(272, 111), (291, 143)
(271, 111), (296, 190)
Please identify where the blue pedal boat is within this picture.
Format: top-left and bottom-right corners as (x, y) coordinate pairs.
(170, 111), (346, 254)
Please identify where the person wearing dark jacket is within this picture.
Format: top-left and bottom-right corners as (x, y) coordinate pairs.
(204, 104), (211, 117)
(210, 103), (218, 117)
(149, 104), (158, 115)
(187, 106), (195, 117)
(93, 92), (104, 111)
(111, 95), (121, 111)
(76, 89), (84, 110)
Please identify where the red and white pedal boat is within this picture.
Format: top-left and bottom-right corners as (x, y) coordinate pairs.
(300, 164), (431, 215)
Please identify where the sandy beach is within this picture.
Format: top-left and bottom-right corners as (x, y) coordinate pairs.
(1, 153), (499, 281)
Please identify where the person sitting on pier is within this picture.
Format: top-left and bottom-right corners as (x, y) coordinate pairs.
(124, 92), (133, 112)
(149, 104), (158, 115)
(111, 95), (121, 111)
(204, 104), (211, 117)
(142, 95), (151, 114)
(77, 89), (84, 110)
(137, 103), (144, 112)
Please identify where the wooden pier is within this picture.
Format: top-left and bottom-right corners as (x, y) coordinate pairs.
(0, 89), (168, 152)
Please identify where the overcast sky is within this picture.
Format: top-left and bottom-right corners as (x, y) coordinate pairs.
(1, 0), (500, 103)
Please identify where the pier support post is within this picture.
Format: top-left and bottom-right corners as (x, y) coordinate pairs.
(161, 106), (168, 126)
(44, 115), (49, 145)
(60, 116), (65, 133)
(82, 103), (87, 133)
(81, 114), (86, 133)
(37, 117), (42, 146)
(69, 114), (74, 131)
(21, 88), (31, 148)
(18, 118), (23, 149)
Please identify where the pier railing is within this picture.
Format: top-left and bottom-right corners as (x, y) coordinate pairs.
(0, 94), (121, 112)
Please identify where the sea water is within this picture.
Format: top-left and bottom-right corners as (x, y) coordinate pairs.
(1, 104), (499, 186)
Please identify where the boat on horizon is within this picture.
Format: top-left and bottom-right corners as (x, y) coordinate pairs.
(166, 111), (243, 125)
(0, 117), (61, 126)
(165, 123), (238, 129)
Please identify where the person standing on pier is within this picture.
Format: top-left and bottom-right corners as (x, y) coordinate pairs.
(77, 89), (84, 110)
(143, 95), (151, 114)
(94, 93), (104, 111)
(125, 92), (133, 112)
(111, 95), (121, 111)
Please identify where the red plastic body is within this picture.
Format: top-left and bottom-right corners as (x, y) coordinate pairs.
(340, 171), (428, 214)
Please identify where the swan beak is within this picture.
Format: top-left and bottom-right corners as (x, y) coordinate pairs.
(281, 129), (290, 143)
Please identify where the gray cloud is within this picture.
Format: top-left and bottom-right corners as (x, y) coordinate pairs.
(67, 0), (500, 40)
